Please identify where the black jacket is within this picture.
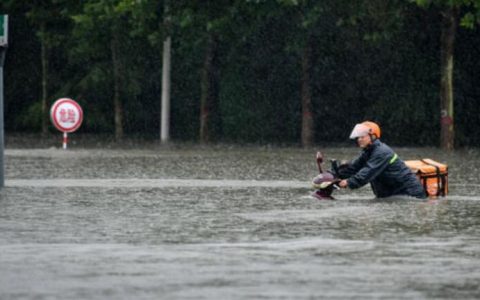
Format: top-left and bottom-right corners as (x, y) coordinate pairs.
(341, 139), (426, 199)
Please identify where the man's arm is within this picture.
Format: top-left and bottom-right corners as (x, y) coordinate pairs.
(346, 152), (392, 189)
(336, 154), (366, 179)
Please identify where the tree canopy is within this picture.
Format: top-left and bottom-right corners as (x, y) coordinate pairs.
(2, 0), (480, 147)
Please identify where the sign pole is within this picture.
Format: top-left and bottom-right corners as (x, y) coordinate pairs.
(0, 15), (8, 189)
(63, 132), (68, 150)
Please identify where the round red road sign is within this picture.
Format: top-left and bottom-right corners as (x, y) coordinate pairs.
(50, 98), (83, 133)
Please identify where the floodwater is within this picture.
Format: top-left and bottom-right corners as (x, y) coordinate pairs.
(1, 144), (480, 299)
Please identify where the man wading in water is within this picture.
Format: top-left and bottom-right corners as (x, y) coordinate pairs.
(337, 121), (426, 199)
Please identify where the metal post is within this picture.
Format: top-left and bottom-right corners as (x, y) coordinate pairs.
(0, 48), (5, 188)
(0, 15), (8, 189)
(160, 35), (171, 143)
(160, 1), (171, 143)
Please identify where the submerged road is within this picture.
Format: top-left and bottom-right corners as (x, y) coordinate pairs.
(2, 147), (480, 299)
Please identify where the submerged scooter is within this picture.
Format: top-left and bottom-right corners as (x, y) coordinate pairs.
(311, 152), (342, 200)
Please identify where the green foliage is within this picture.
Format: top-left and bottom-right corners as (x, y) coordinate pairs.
(2, 0), (480, 146)
(17, 102), (43, 130)
(412, 0), (480, 28)
(460, 11), (476, 28)
(219, 15), (301, 143)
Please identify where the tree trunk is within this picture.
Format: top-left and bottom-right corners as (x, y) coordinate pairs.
(439, 7), (458, 151)
(40, 22), (49, 136)
(111, 28), (123, 141)
(301, 34), (314, 147)
(199, 33), (220, 143)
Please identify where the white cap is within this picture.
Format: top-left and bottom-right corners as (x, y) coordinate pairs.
(349, 123), (370, 139)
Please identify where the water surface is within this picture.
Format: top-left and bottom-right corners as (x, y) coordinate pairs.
(1, 146), (480, 299)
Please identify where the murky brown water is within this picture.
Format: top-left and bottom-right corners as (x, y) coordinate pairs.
(1, 145), (480, 299)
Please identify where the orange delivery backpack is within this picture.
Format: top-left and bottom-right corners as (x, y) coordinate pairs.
(404, 159), (448, 198)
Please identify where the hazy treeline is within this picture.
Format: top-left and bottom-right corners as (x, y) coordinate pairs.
(1, 0), (480, 147)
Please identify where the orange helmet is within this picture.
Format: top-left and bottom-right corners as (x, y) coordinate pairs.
(349, 121), (381, 139)
(362, 121), (381, 139)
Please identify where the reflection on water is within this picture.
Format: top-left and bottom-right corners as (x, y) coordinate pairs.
(1, 147), (480, 299)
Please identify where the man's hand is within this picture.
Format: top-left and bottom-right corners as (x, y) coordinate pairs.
(338, 179), (348, 188)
